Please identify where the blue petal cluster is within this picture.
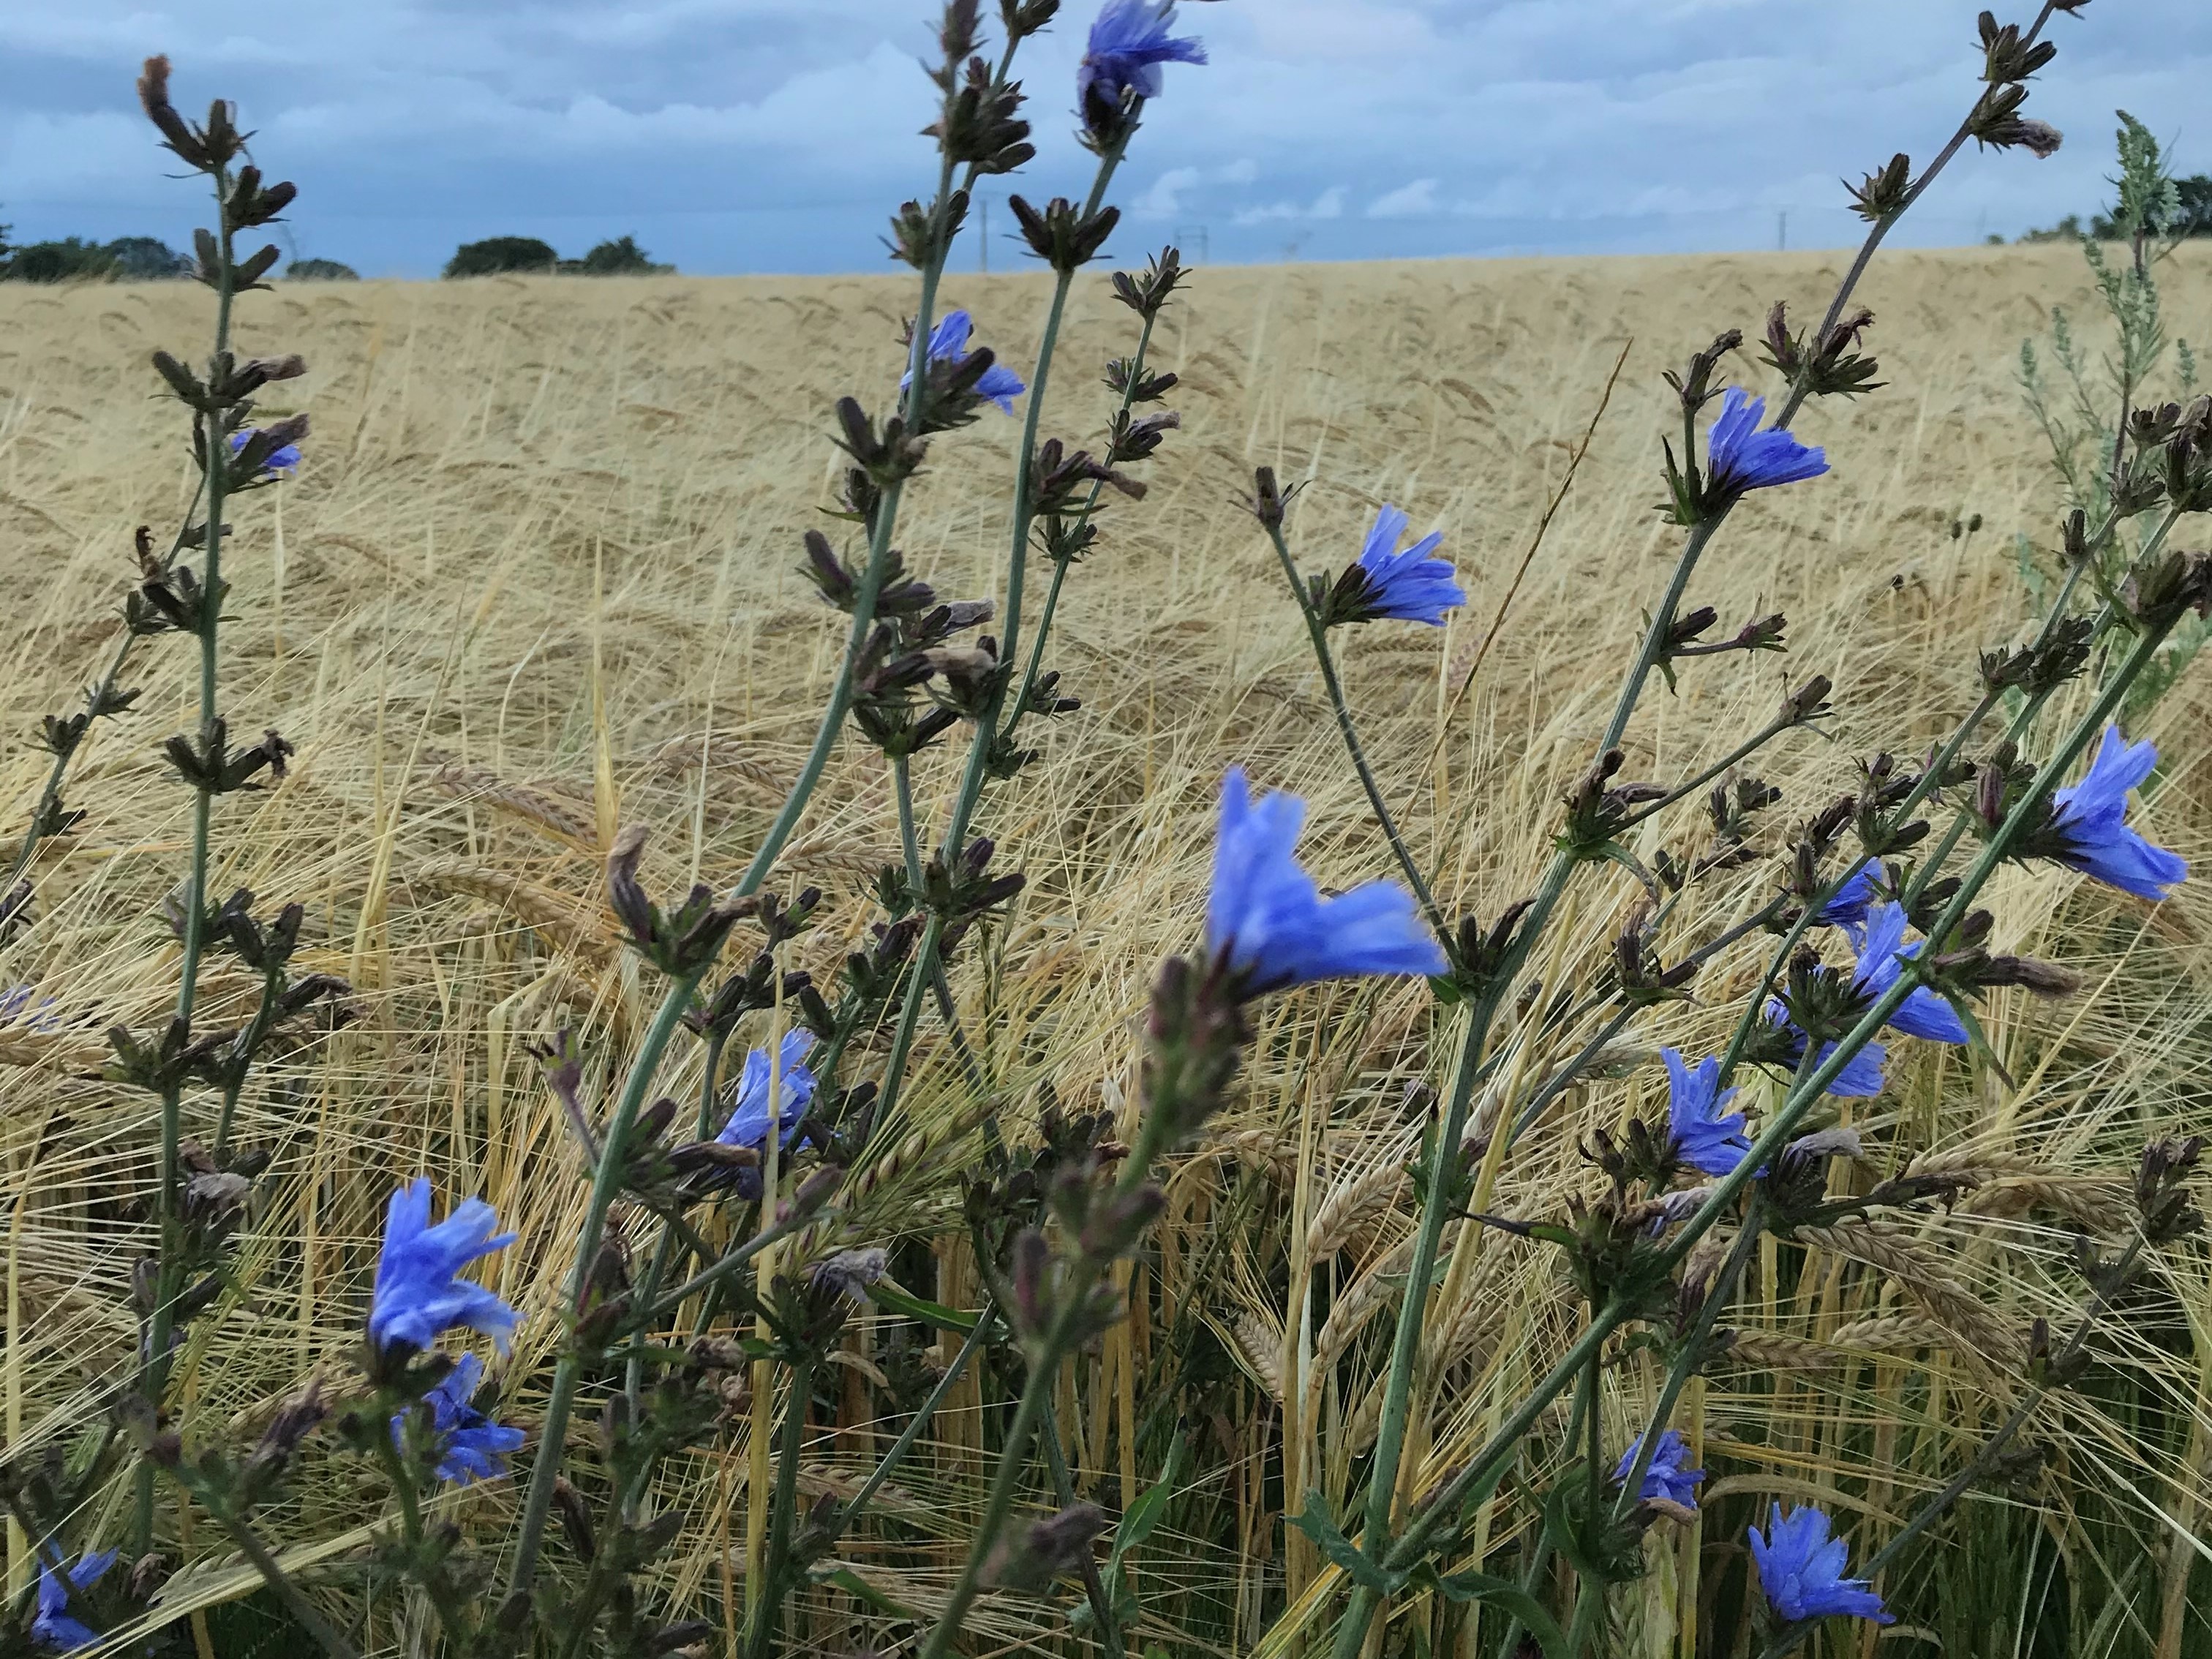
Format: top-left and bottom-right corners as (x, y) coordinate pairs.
(1078, 0), (1208, 110)
(1352, 505), (1466, 625)
(717, 1028), (819, 1150)
(1664, 1048), (1753, 1178)
(228, 427), (301, 475)
(2048, 726), (2187, 901)
(392, 1351), (526, 1484)
(900, 309), (1026, 415)
(1749, 1503), (1895, 1625)
(1705, 388), (1827, 498)
(33, 1549), (115, 1652)
(1762, 901), (1967, 1096)
(1851, 902), (1971, 1044)
(368, 1179), (519, 1357)
(1614, 1429), (1705, 1510)
(1207, 767), (1445, 996)
(1815, 860), (1886, 932)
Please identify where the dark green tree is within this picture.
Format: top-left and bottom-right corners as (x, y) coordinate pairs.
(576, 235), (672, 275)
(104, 236), (192, 279)
(3, 237), (117, 282)
(443, 236), (558, 278)
(285, 257), (359, 281)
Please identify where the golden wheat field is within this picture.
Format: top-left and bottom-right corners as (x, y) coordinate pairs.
(3, 240), (2211, 1656)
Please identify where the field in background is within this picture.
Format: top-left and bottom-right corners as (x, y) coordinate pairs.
(3, 242), (2210, 1654)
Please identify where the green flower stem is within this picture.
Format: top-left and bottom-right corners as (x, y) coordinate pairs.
(193, 1485), (363, 1659)
(375, 1429), (471, 1639)
(1753, 1236), (2147, 1659)
(872, 136), (1137, 1173)
(3, 623), (139, 896)
(137, 160), (239, 1557)
(742, 1347), (816, 1659)
(937, 134), (1130, 867)
(917, 1068), (1181, 1659)
(1609, 1204), (1764, 1522)
(1346, 514), (1724, 1626)
(1002, 305), (1162, 748)
(823, 1297), (996, 1547)
(503, 964), (707, 1608)
(895, 756), (926, 891)
(1262, 519), (1449, 941)
(731, 157), (957, 901)
(1492, 1415), (1570, 1659)
(1041, 1404), (1126, 1658)
(1772, 4), (2067, 429)
(1617, 710), (1803, 832)
(212, 959), (290, 1158)
(646, 1197), (819, 1322)
(1374, 620), (2170, 1613)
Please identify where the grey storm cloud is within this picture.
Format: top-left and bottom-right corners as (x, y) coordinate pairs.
(1, 0), (2206, 276)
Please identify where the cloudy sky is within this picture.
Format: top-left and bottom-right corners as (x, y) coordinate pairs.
(2, 1), (2207, 277)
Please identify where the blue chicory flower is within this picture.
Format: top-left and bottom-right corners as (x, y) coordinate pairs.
(1761, 900), (1968, 1095)
(0, 984), (63, 1034)
(1814, 860), (1886, 933)
(1704, 388), (1827, 498)
(1749, 1503), (1895, 1625)
(1207, 767), (1445, 996)
(32, 1549), (115, 1652)
(1762, 1018), (1890, 1098)
(1664, 1048), (1755, 1178)
(2046, 725), (2187, 901)
(900, 309), (1026, 415)
(1352, 505), (1466, 625)
(1614, 1429), (1705, 1511)
(392, 1351), (525, 1484)
(1079, 0), (1208, 113)
(1851, 902), (1971, 1045)
(228, 427), (301, 475)
(717, 1028), (819, 1151)
(368, 1178), (519, 1357)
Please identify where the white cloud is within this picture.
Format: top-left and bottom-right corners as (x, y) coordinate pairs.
(1366, 178), (1440, 219)
(1135, 165), (1203, 217)
(1233, 184), (1347, 225)
(0, 0), (2204, 272)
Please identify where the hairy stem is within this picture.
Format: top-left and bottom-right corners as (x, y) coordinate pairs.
(503, 966), (707, 1606)
(1263, 519), (1448, 940)
(138, 159), (239, 1556)
(4, 624), (138, 897)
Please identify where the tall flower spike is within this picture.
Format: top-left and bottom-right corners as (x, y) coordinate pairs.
(368, 1178), (519, 1357)
(1344, 504), (1466, 625)
(33, 1549), (116, 1652)
(1614, 1429), (1705, 1510)
(1749, 1503), (1895, 1625)
(392, 1352), (526, 1484)
(1206, 767), (1445, 997)
(716, 1028), (819, 1150)
(2046, 726), (2187, 901)
(1705, 388), (1828, 500)
(1664, 1048), (1755, 1178)
(901, 309), (1026, 415)
(1079, 0), (1206, 135)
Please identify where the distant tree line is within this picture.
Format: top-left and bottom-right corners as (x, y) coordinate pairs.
(0, 217), (674, 283)
(443, 235), (673, 277)
(2009, 173), (2212, 244)
(0, 220), (361, 284)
